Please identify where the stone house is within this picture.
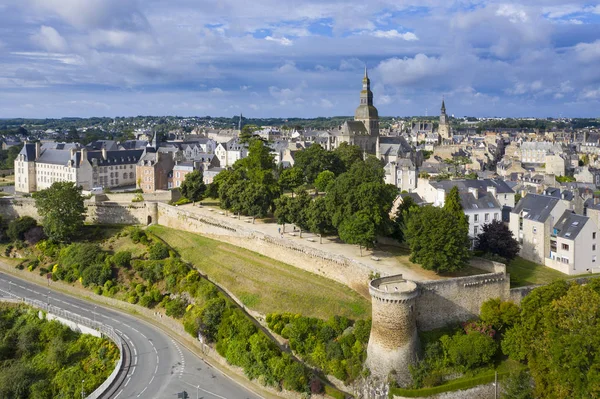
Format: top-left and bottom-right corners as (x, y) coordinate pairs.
(384, 160), (417, 193)
(136, 148), (176, 193)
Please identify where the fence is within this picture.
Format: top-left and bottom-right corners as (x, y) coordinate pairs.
(0, 295), (123, 399)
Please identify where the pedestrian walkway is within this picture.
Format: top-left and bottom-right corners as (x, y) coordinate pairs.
(180, 203), (441, 282)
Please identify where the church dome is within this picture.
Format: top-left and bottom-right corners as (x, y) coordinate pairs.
(355, 104), (379, 119)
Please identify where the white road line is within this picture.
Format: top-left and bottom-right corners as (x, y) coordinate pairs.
(149, 375), (155, 385)
(124, 377), (131, 387)
(137, 387), (148, 397)
(182, 381), (228, 399)
(133, 347), (137, 356)
(114, 389), (124, 399)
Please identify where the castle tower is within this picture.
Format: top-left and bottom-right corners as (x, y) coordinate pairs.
(438, 98), (451, 141)
(366, 275), (420, 386)
(354, 67), (379, 153)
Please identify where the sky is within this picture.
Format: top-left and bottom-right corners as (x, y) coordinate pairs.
(1, 1), (600, 119)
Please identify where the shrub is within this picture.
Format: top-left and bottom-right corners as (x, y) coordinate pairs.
(138, 295), (154, 308)
(130, 228), (148, 244)
(112, 251), (132, 268)
(440, 332), (498, 372)
(148, 242), (169, 260)
(324, 385), (345, 399)
(7, 216), (37, 242)
(165, 297), (187, 318)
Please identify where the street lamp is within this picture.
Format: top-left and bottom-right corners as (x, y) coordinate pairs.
(81, 379), (85, 399)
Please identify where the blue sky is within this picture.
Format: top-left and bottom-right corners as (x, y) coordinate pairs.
(1, 0), (600, 119)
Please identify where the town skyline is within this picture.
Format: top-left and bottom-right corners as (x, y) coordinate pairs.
(1, 1), (600, 119)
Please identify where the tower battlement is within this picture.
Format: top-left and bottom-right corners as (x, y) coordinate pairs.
(369, 276), (419, 304)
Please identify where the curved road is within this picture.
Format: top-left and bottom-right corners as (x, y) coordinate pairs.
(0, 272), (262, 399)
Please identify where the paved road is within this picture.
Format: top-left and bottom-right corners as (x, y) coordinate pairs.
(0, 272), (262, 399)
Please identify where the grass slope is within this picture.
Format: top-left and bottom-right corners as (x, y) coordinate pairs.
(148, 225), (370, 319)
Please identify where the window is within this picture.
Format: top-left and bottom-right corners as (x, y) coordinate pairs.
(594, 232), (597, 239)
(474, 214), (479, 222)
(562, 243), (570, 251)
(485, 213), (490, 222)
(594, 244), (596, 251)
(494, 213), (499, 220)
(594, 255), (597, 263)
(533, 227), (537, 234)
(474, 226), (479, 235)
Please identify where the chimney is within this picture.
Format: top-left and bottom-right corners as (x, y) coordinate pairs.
(468, 187), (479, 199)
(70, 147), (76, 157)
(101, 148), (107, 160)
(80, 148), (87, 165)
(35, 142), (41, 160)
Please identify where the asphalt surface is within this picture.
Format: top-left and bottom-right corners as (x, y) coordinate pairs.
(0, 272), (263, 399)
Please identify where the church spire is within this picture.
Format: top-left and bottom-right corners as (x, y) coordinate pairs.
(364, 65), (368, 80)
(441, 97), (446, 113)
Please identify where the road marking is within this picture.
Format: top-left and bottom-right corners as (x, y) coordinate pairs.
(124, 377), (131, 387)
(182, 381), (228, 399)
(114, 389), (123, 399)
(137, 387), (148, 397)
(133, 347), (137, 356)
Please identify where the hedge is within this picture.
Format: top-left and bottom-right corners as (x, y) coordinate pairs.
(389, 370), (511, 398)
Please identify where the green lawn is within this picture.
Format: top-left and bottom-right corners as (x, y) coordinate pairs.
(148, 225), (371, 320)
(507, 256), (600, 288)
(507, 257), (571, 287)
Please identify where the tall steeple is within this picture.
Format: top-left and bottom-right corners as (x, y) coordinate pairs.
(238, 113), (243, 131)
(441, 97), (446, 114)
(438, 97), (450, 141)
(360, 67), (374, 106)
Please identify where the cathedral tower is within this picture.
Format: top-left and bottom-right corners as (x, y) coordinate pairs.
(354, 67), (380, 138)
(438, 98), (451, 141)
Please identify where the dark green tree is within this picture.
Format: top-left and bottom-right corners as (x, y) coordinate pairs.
(180, 170), (206, 202)
(306, 197), (334, 239)
(7, 216), (37, 242)
(443, 186), (463, 215)
(476, 220), (520, 261)
(338, 211), (376, 256)
(33, 182), (85, 242)
(278, 167), (304, 194)
(405, 205), (471, 272)
(332, 142), (363, 172)
(294, 144), (337, 183)
(392, 196), (416, 243)
(501, 369), (534, 399)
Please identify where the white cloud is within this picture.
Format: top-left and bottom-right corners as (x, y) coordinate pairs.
(376, 54), (450, 86)
(574, 40), (600, 62)
(319, 99), (333, 108)
(31, 25), (68, 52)
(371, 30), (418, 41)
(210, 88), (224, 94)
(581, 87), (600, 100)
(265, 36), (292, 46)
(496, 4), (529, 23)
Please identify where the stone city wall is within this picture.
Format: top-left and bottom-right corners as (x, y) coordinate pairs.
(393, 382), (498, 399)
(155, 203), (377, 297)
(416, 272), (510, 331)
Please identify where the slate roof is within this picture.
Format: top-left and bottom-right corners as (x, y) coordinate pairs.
(430, 179), (514, 195)
(459, 192), (501, 211)
(19, 143), (37, 162)
(87, 150), (143, 166)
(511, 194), (560, 223)
(553, 210), (588, 240)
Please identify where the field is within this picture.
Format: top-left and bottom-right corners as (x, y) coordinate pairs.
(506, 256), (600, 287)
(148, 225), (371, 319)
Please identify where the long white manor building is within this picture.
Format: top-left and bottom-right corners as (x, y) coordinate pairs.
(15, 142), (143, 193)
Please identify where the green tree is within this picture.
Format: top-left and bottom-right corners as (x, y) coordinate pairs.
(392, 196), (416, 243)
(405, 205), (471, 272)
(480, 298), (520, 332)
(501, 282), (600, 399)
(332, 142), (363, 172)
(443, 186), (463, 215)
(239, 124), (259, 143)
(278, 167), (304, 193)
(33, 182), (85, 242)
(180, 170), (206, 201)
(476, 220), (520, 261)
(274, 195), (293, 232)
(306, 197), (334, 239)
(294, 144), (337, 183)
(443, 156), (471, 176)
(314, 170), (335, 193)
(338, 211), (376, 256)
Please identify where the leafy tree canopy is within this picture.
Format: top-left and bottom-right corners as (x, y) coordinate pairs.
(33, 182), (85, 242)
(180, 170), (206, 202)
(476, 220), (520, 261)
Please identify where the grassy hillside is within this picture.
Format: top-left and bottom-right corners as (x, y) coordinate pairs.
(148, 225), (371, 319)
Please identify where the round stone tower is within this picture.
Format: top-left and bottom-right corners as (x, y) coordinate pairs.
(366, 275), (420, 386)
